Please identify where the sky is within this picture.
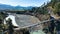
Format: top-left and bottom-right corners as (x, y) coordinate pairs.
(0, 0), (51, 7)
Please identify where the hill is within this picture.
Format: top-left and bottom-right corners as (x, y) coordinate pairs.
(0, 4), (33, 11)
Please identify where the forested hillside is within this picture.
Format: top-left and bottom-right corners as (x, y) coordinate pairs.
(32, 0), (60, 15)
(47, 0), (60, 14)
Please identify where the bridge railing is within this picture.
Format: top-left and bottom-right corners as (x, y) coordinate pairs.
(3, 19), (55, 34)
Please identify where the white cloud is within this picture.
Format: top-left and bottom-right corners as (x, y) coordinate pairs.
(0, 0), (51, 7)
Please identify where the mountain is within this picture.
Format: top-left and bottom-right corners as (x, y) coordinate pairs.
(0, 4), (33, 11)
(0, 4), (14, 10)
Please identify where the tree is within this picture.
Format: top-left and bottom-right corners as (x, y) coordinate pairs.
(7, 18), (14, 34)
(0, 12), (8, 32)
(54, 2), (60, 14)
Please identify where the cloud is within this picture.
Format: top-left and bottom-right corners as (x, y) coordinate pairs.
(0, 0), (50, 7)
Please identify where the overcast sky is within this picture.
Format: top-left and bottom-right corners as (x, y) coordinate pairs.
(0, 0), (51, 7)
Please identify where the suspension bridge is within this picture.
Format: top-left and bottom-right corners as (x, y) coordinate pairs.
(3, 14), (55, 34)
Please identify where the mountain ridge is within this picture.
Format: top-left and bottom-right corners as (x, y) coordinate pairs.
(0, 4), (36, 11)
